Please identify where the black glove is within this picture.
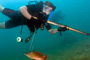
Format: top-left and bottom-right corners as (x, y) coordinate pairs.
(58, 27), (68, 36)
(58, 27), (68, 32)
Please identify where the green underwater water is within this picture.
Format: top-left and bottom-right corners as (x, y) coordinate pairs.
(0, 0), (90, 60)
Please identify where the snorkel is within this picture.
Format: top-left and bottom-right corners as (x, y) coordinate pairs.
(47, 6), (56, 21)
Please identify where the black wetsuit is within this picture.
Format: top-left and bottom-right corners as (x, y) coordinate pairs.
(2, 2), (51, 32)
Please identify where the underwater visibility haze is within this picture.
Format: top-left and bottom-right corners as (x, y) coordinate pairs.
(0, 0), (90, 60)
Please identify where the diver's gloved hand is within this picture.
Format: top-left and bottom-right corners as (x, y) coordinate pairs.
(30, 16), (38, 21)
(58, 27), (68, 32)
(58, 27), (68, 36)
(31, 16), (46, 23)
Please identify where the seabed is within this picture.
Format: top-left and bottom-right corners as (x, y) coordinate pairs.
(47, 37), (90, 60)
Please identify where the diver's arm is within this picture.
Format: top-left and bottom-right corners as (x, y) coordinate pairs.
(48, 27), (68, 34)
(45, 23), (58, 34)
(19, 6), (32, 20)
(48, 29), (58, 34)
(45, 23), (68, 34)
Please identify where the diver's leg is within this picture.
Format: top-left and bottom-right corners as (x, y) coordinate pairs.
(0, 22), (6, 28)
(0, 4), (5, 12)
(0, 22), (21, 29)
(0, 21), (15, 29)
(0, 19), (22, 29)
(0, 4), (15, 18)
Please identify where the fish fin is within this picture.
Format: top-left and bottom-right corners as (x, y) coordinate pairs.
(34, 51), (43, 56)
(44, 55), (47, 60)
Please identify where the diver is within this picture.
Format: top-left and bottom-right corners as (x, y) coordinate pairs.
(0, 1), (68, 43)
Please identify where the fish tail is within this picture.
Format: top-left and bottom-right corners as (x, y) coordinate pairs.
(44, 55), (47, 60)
